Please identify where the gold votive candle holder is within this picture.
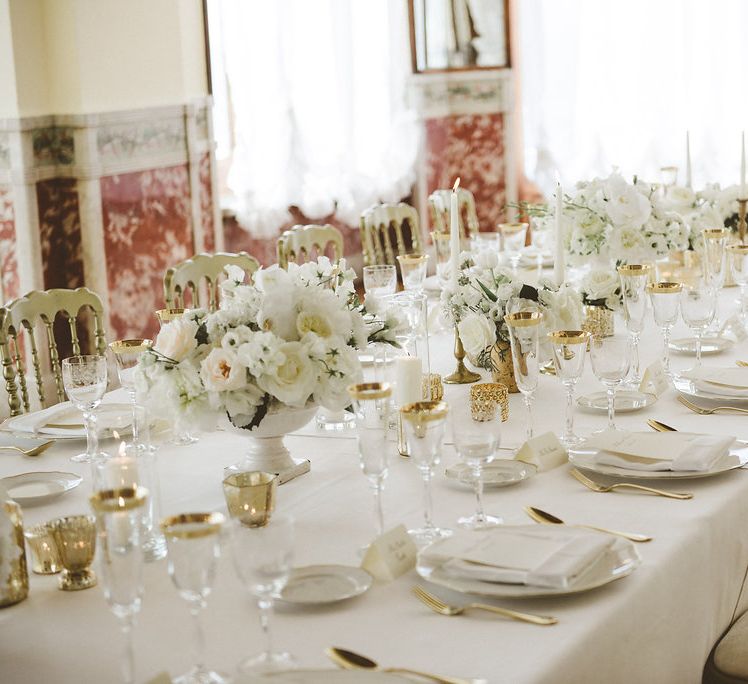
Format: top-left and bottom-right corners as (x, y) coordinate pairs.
(155, 308), (186, 325)
(50, 515), (97, 591)
(469, 382), (509, 422)
(25, 523), (62, 575)
(422, 373), (444, 401)
(582, 305), (615, 338)
(223, 471), (278, 527)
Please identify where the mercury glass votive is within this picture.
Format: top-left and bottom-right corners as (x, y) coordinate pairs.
(469, 382), (509, 422)
(223, 472), (278, 527)
(25, 523), (62, 574)
(51, 514), (97, 591)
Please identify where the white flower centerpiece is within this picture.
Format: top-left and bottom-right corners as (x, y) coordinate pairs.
(441, 249), (583, 389)
(136, 258), (399, 481)
(665, 183), (741, 249)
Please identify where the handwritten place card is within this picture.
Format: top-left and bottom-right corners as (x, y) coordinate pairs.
(639, 360), (669, 398)
(515, 432), (567, 471)
(361, 524), (417, 581)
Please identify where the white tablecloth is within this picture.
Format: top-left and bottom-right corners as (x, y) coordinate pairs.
(2, 291), (748, 684)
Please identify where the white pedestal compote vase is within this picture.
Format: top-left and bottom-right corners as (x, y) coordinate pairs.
(224, 405), (318, 484)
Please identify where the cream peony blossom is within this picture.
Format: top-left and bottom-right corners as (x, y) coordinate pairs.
(458, 313), (497, 359)
(153, 318), (199, 362)
(257, 341), (317, 407)
(200, 348), (247, 392)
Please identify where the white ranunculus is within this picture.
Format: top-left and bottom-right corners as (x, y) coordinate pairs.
(200, 348), (247, 392)
(605, 174), (651, 228)
(235, 331), (285, 377)
(153, 318), (199, 362)
(257, 341), (317, 407)
(582, 269), (619, 301)
(458, 313), (497, 359)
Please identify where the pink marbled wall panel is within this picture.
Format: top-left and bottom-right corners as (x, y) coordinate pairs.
(101, 165), (193, 339)
(198, 152), (216, 252)
(425, 112), (507, 230)
(0, 185), (19, 303)
(37, 178), (84, 290)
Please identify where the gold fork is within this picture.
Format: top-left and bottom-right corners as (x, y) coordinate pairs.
(678, 395), (748, 415)
(0, 440), (54, 457)
(412, 586), (557, 626)
(571, 468), (693, 500)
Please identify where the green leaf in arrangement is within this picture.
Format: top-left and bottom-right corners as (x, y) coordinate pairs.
(476, 278), (498, 302)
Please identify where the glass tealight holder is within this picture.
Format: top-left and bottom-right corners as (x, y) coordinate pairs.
(25, 522), (62, 574)
(396, 253), (429, 293)
(646, 282), (682, 377)
(223, 471), (278, 527)
(548, 330), (590, 446)
(155, 308), (186, 327)
(617, 264), (651, 387)
(51, 514), (97, 591)
(315, 406), (356, 431)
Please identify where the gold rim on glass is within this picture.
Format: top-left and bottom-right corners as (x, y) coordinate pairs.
(90, 486), (149, 513)
(703, 228), (728, 239)
(347, 382), (392, 400)
(223, 471), (277, 488)
(727, 244), (748, 254)
(160, 512), (225, 539)
(396, 253), (429, 264)
(155, 308), (186, 323)
(547, 330), (591, 344)
(617, 264), (652, 275)
(504, 311), (543, 327)
(431, 232), (451, 243)
(497, 222), (528, 234)
(400, 400), (449, 423)
(646, 282), (683, 293)
(109, 339), (153, 355)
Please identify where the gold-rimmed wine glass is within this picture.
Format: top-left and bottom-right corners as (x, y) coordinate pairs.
(400, 401), (452, 546)
(617, 264), (651, 387)
(680, 278), (716, 370)
(155, 308), (186, 327)
(646, 282), (682, 376)
(161, 512), (228, 684)
(504, 312), (542, 441)
(548, 330), (590, 446)
(727, 244), (748, 329)
(396, 253), (429, 294)
(109, 339), (152, 446)
(702, 227), (727, 330)
(90, 486), (148, 684)
(589, 334), (631, 431)
(431, 232), (452, 287)
(348, 383), (392, 547)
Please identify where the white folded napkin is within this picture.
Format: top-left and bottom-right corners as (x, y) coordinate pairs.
(582, 429), (735, 472)
(5, 401), (131, 437)
(420, 526), (614, 590)
(681, 367), (748, 397)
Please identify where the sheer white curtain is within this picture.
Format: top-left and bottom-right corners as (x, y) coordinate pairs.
(520, 0), (748, 195)
(209, 0), (417, 237)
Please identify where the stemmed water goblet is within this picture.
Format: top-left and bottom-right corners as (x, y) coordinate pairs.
(362, 265), (397, 299)
(109, 339), (152, 446)
(680, 279), (717, 371)
(450, 400), (501, 528)
(347, 383), (392, 547)
(498, 222), (528, 273)
(504, 312), (542, 441)
(229, 513), (295, 674)
(646, 282), (682, 377)
(90, 486), (148, 684)
(548, 330), (590, 446)
(617, 264), (651, 387)
(589, 334), (631, 431)
(701, 228), (727, 332)
(431, 232), (452, 287)
(62, 355), (108, 463)
(396, 253), (429, 294)
(400, 401), (452, 546)
(727, 244), (748, 329)
(161, 512), (227, 684)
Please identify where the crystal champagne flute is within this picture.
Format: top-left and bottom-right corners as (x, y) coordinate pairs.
(617, 264), (651, 387)
(62, 355), (108, 463)
(727, 244), (748, 329)
(348, 383), (392, 546)
(90, 486), (148, 684)
(400, 401), (452, 546)
(161, 513), (227, 684)
(504, 312), (542, 441)
(548, 330), (590, 446)
(646, 282), (682, 376)
(680, 279), (716, 370)
(229, 513), (295, 674)
(109, 339), (153, 446)
(701, 228), (727, 331)
(590, 334), (631, 431)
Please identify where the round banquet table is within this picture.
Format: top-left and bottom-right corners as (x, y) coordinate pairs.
(2, 287), (748, 684)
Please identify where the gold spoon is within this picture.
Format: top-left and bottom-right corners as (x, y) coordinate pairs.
(647, 419), (677, 432)
(525, 506), (652, 543)
(325, 647), (480, 684)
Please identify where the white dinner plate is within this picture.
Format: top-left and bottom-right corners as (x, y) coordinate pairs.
(2, 471), (82, 506)
(568, 443), (748, 480)
(417, 528), (640, 599)
(669, 336), (734, 355)
(2, 403), (133, 440)
(273, 565), (373, 605)
(673, 375), (748, 404)
(236, 672), (406, 683)
(445, 459), (536, 488)
(577, 390), (657, 413)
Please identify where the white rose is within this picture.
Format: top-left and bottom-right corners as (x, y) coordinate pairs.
(200, 348), (247, 392)
(605, 174), (651, 228)
(582, 269), (619, 301)
(153, 318), (199, 362)
(257, 341), (317, 407)
(457, 313), (497, 359)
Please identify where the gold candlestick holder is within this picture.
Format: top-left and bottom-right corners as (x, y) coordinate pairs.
(444, 327), (481, 384)
(738, 198), (747, 245)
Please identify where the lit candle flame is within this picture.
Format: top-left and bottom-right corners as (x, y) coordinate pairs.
(453, 177), (460, 192)
(118, 441), (127, 458)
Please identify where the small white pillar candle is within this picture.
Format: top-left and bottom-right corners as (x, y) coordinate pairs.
(553, 182), (565, 287)
(395, 356), (423, 407)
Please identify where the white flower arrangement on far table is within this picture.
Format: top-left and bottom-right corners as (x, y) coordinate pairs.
(135, 258), (401, 431)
